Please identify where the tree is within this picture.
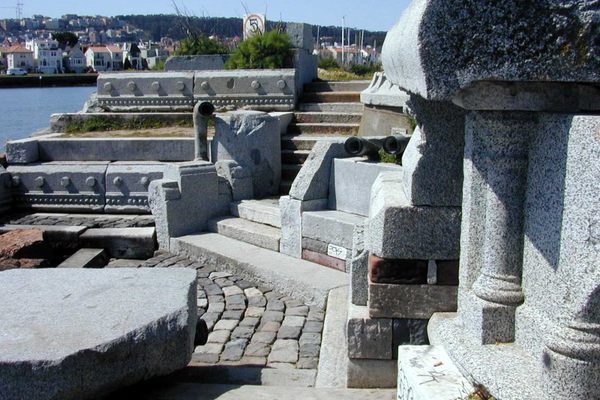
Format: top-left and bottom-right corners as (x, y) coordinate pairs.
(225, 30), (293, 69)
(52, 32), (78, 49)
(175, 36), (229, 56)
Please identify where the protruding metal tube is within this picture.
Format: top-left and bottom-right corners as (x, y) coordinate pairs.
(344, 136), (382, 159)
(383, 134), (411, 156)
(193, 101), (215, 161)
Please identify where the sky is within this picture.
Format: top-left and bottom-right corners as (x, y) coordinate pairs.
(0, 0), (411, 32)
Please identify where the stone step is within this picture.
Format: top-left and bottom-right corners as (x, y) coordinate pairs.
(114, 382), (396, 400)
(303, 80), (371, 93)
(208, 217), (281, 252)
(282, 150), (311, 165)
(298, 102), (364, 113)
(282, 164), (303, 182)
(57, 248), (109, 268)
(171, 233), (347, 308)
(279, 180), (294, 196)
(0, 224), (86, 243)
(230, 198), (281, 228)
(300, 92), (362, 103)
(294, 112), (362, 124)
(287, 123), (359, 136)
(79, 227), (157, 259)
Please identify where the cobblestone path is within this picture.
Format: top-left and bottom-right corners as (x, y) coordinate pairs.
(0, 212), (155, 228)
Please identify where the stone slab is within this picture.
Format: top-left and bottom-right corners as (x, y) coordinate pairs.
(5, 136), (40, 164)
(0, 268), (197, 400)
(397, 345), (473, 400)
(208, 217), (281, 252)
(329, 158), (402, 217)
(369, 282), (457, 319)
(279, 196), (328, 259)
(0, 224), (86, 244)
(79, 227), (156, 259)
(172, 233), (346, 309)
(164, 55), (229, 71)
(347, 304), (393, 360)
(303, 209), (367, 250)
(230, 198), (281, 228)
(57, 248), (108, 268)
(286, 23), (314, 51)
(347, 358), (398, 389)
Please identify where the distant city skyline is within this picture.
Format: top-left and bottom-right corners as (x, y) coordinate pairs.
(0, 0), (411, 32)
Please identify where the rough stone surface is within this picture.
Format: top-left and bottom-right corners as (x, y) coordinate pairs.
(347, 305), (393, 360)
(57, 248), (108, 269)
(369, 282), (457, 319)
(347, 359), (398, 389)
(213, 112), (281, 198)
(79, 227), (156, 259)
(164, 55), (229, 71)
(279, 196), (327, 259)
(302, 210), (367, 250)
(0, 268), (197, 400)
(368, 172), (461, 259)
(360, 72), (410, 108)
(5, 137), (39, 164)
(286, 23), (314, 51)
(382, 0), (600, 101)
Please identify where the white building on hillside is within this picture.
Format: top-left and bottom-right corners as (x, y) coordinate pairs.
(26, 39), (63, 74)
(3, 46), (34, 71)
(85, 45), (123, 72)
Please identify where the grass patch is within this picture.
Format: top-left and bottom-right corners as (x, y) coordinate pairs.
(317, 68), (372, 81)
(63, 116), (194, 134)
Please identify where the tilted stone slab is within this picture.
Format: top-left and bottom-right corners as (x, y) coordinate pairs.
(0, 268), (197, 400)
(382, 0), (600, 101)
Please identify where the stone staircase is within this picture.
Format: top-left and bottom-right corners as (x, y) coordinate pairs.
(280, 80), (369, 195)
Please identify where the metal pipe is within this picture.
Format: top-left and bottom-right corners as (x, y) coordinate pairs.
(382, 134), (411, 156)
(193, 101), (215, 161)
(344, 136), (382, 159)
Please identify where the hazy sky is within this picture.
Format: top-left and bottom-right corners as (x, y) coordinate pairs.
(0, 0), (411, 32)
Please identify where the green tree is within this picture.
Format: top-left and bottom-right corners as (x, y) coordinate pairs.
(175, 36), (229, 56)
(52, 32), (78, 49)
(225, 30), (292, 69)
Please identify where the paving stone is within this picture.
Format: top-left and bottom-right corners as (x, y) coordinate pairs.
(207, 330), (231, 344)
(251, 331), (277, 345)
(239, 317), (260, 329)
(268, 340), (299, 364)
(247, 296), (267, 307)
(266, 299), (285, 312)
(197, 271), (211, 279)
(265, 292), (282, 300)
(231, 326), (255, 340)
(197, 290), (207, 299)
(214, 278), (235, 287)
(297, 357), (319, 369)
(192, 352), (219, 364)
(258, 285), (273, 294)
(198, 299), (208, 308)
(267, 362), (297, 369)
(286, 306), (309, 317)
(244, 288), (263, 298)
(195, 343), (223, 355)
(205, 284), (223, 296)
(237, 280), (255, 290)
(198, 278), (213, 286)
(240, 356), (267, 366)
(245, 307), (265, 318)
(283, 298), (304, 308)
(277, 325), (302, 340)
(307, 309), (325, 322)
(303, 321), (324, 333)
(258, 321), (281, 333)
(299, 332), (321, 345)
(221, 339), (248, 361)
(244, 342), (271, 357)
(210, 271), (233, 279)
(300, 343), (321, 358)
(208, 295), (224, 304)
(226, 294), (246, 310)
(222, 286), (244, 297)
(207, 302), (225, 314)
(262, 310), (285, 322)
(282, 316), (305, 327)
(221, 310), (245, 320)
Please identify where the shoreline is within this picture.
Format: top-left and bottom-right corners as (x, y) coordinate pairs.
(0, 74), (98, 89)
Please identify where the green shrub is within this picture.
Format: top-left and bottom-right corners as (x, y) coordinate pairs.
(318, 57), (340, 70)
(350, 63), (382, 76)
(151, 59), (166, 71)
(225, 30), (293, 69)
(176, 36), (229, 56)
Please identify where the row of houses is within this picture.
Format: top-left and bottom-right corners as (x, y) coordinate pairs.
(0, 40), (169, 74)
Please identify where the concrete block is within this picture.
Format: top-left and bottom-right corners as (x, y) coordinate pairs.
(37, 137), (194, 162)
(8, 162), (109, 213)
(397, 345), (473, 400)
(289, 141), (348, 201)
(57, 248), (108, 268)
(105, 162), (168, 213)
(5, 137), (39, 164)
(287, 23), (314, 51)
(368, 282), (457, 319)
(79, 227), (156, 259)
(329, 158), (402, 216)
(382, 0), (600, 101)
(368, 172), (461, 259)
(347, 304), (393, 360)
(303, 210), (367, 250)
(214, 112), (281, 198)
(0, 268), (197, 400)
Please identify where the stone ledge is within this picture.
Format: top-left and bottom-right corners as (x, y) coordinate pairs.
(368, 282), (457, 319)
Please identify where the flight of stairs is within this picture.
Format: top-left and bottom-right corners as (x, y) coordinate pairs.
(279, 80), (370, 195)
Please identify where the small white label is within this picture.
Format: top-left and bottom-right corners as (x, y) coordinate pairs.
(327, 244), (347, 260)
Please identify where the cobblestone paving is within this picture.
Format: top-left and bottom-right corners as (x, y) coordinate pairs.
(140, 251), (325, 371)
(0, 213), (155, 228)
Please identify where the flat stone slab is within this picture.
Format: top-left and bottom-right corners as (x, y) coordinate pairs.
(79, 227), (156, 259)
(0, 268), (197, 400)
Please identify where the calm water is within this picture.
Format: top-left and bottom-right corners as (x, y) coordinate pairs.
(0, 86), (96, 150)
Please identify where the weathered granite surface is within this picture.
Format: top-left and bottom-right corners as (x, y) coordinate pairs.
(0, 268), (197, 400)
(382, 0), (600, 100)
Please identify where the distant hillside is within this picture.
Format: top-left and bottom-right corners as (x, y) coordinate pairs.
(118, 14), (387, 49)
